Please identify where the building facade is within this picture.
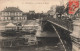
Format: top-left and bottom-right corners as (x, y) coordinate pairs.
(0, 7), (27, 22)
(47, 5), (56, 16)
(75, 8), (80, 18)
(71, 19), (80, 51)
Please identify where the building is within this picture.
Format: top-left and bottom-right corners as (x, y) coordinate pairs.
(47, 5), (56, 16)
(0, 7), (27, 22)
(29, 11), (35, 14)
(74, 8), (80, 18)
(70, 19), (80, 51)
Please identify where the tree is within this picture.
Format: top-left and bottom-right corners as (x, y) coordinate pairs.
(56, 6), (65, 14)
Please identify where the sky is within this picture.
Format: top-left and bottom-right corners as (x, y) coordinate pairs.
(0, 0), (68, 13)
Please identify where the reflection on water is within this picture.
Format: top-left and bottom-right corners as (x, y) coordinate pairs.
(1, 43), (64, 51)
(0, 38), (65, 51)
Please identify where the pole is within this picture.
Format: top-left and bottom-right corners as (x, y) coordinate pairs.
(52, 25), (67, 51)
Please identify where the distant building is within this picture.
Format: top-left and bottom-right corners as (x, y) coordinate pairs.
(29, 11), (35, 14)
(47, 6), (56, 16)
(47, 5), (57, 18)
(71, 19), (80, 51)
(75, 8), (80, 18)
(0, 7), (27, 22)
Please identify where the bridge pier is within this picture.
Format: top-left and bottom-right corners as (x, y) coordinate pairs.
(70, 20), (80, 51)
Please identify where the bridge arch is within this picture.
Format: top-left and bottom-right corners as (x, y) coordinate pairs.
(42, 21), (72, 51)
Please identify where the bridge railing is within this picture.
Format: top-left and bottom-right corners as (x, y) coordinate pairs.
(42, 17), (73, 31)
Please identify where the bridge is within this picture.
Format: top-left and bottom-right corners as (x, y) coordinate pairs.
(41, 16), (73, 51)
(42, 17), (73, 33)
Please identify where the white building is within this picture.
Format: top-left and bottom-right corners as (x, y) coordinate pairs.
(70, 20), (80, 51)
(0, 7), (27, 22)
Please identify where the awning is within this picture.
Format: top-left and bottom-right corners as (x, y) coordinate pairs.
(6, 23), (16, 27)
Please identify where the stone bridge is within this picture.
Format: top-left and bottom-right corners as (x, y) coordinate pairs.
(41, 17), (73, 51)
(42, 17), (73, 33)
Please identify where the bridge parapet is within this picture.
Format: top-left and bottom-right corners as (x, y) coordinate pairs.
(42, 17), (73, 32)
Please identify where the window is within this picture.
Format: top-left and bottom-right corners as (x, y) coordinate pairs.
(16, 12), (18, 16)
(18, 12), (20, 16)
(23, 17), (27, 20)
(15, 12), (17, 16)
(24, 17), (25, 20)
(9, 12), (10, 16)
(15, 17), (18, 20)
(20, 17), (22, 20)
(5, 17), (7, 20)
(8, 17), (11, 20)
(3, 17), (5, 21)
(4, 12), (6, 16)
(0, 17), (3, 20)
(19, 17), (20, 20)
(20, 12), (22, 16)
(2, 12), (4, 16)
(0, 17), (1, 20)
(7, 12), (9, 16)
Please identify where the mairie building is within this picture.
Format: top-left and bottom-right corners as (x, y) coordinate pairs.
(0, 7), (27, 23)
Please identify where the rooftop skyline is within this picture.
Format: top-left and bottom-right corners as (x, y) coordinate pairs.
(0, 0), (68, 13)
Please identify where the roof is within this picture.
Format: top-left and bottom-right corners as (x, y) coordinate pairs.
(29, 11), (35, 13)
(6, 23), (16, 27)
(29, 11), (35, 14)
(2, 7), (22, 12)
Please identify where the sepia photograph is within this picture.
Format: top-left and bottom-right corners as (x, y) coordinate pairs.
(0, 0), (80, 51)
